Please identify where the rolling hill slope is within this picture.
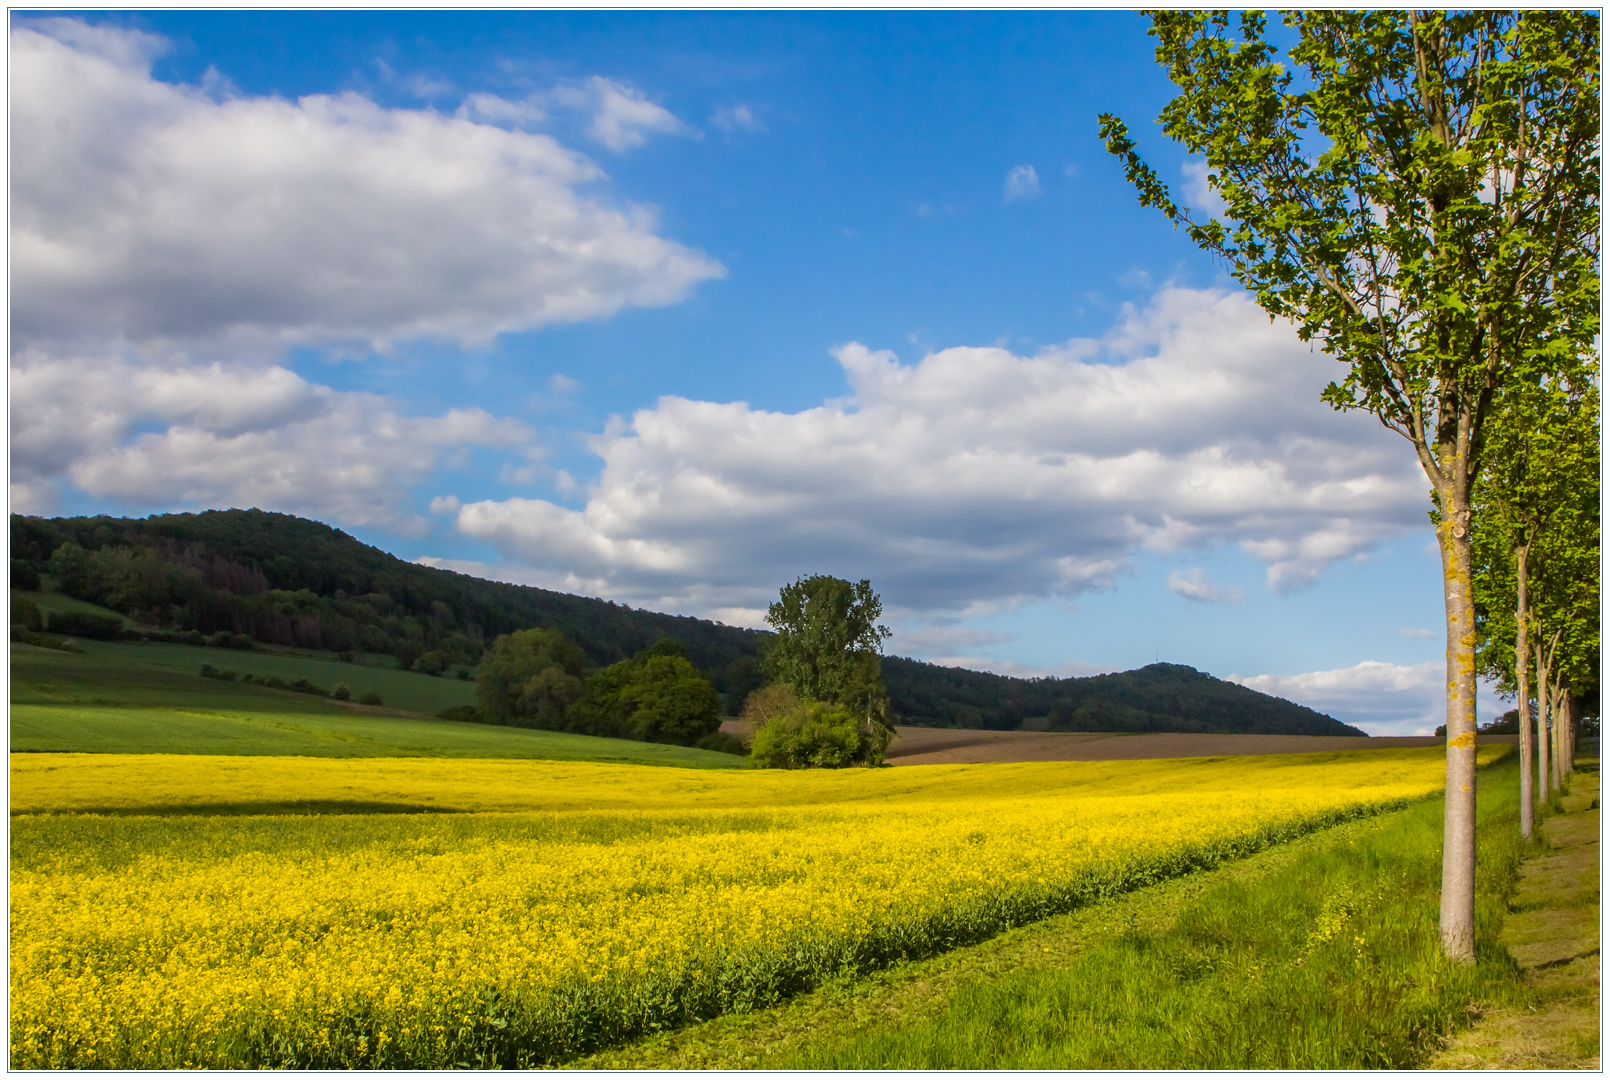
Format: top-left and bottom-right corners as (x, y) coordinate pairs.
(12, 510), (1362, 736)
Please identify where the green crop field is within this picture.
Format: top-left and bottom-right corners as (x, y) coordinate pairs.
(10, 638), (747, 768)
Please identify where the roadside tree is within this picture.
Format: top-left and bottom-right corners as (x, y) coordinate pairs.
(1101, 10), (1600, 959)
(1472, 377), (1599, 836)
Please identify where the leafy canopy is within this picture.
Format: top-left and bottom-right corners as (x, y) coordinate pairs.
(574, 638), (722, 746)
(1471, 376), (1600, 702)
(757, 574), (896, 768)
(1100, 11), (1599, 498)
(764, 574), (891, 704)
(474, 628), (587, 727)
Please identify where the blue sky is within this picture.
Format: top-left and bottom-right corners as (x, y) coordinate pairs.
(10, 11), (1491, 733)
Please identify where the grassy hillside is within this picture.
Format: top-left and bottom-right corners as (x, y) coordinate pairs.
(11, 638), (747, 768)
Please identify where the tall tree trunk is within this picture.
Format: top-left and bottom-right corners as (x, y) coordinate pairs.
(1562, 690), (1575, 775)
(1515, 545), (1533, 839)
(1568, 694), (1578, 773)
(1536, 640), (1553, 799)
(1554, 681), (1569, 788)
(1437, 494), (1479, 963)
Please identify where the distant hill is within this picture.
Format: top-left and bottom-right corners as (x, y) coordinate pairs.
(883, 657), (1363, 736)
(11, 510), (1361, 735)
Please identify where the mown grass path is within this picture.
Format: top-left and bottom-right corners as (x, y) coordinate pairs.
(1428, 761), (1600, 1071)
(571, 753), (1535, 1070)
(566, 808), (1430, 1070)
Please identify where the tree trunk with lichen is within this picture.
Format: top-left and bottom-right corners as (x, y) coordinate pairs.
(1436, 480), (1479, 963)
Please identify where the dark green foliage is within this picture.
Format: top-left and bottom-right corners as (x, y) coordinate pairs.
(749, 700), (868, 769)
(569, 639), (722, 745)
(437, 705), (482, 723)
(12, 595), (43, 631)
(46, 610), (126, 640)
(1481, 709), (1521, 735)
(723, 656), (764, 714)
(758, 575), (896, 766)
(764, 575), (890, 703)
(883, 659), (1366, 736)
(12, 558), (40, 591)
(223, 670), (330, 698)
(331, 683), (351, 701)
(475, 628), (588, 729)
(11, 628), (83, 652)
(358, 691), (383, 707)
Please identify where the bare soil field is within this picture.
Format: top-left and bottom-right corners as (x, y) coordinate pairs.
(881, 727), (1519, 765)
(717, 721), (1518, 764)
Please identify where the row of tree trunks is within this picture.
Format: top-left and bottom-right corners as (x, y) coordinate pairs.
(1526, 628), (1586, 817)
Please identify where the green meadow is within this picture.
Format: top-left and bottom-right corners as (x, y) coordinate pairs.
(10, 609), (746, 769)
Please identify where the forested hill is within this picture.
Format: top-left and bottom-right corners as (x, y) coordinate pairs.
(10, 510), (1362, 735)
(882, 657), (1364, 736)
(11, 510), (767, 698)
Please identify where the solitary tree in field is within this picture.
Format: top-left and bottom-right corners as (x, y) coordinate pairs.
(1101, 10), (1600, 960)
(763, 574), (896, 764)
(765, 574), (892, 709)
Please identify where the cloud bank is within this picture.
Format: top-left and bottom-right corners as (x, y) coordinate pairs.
(10, 20), (722, 354)
(452, 287), (1427, 617)
(10, 351), (529, 531)
(1229, 661), (1512, 737)
(9, 19), (722, 523)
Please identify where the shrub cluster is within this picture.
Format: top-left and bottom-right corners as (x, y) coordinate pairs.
(198, 665), (375, 704)
(9, 626), (84, 653)
(741, 685), (893, 770)
(42, 611), (125, 640)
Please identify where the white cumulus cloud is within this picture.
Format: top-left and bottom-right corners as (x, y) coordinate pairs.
(449, 287), (1427, 619)
(552, 75), (693, 152)
(1182, 158), (1230, 217)
(1166, 568), (1244, 605)
(8, 19), (725, 534)
(1229, 660), (1509, 736)
(711, 103), (765, 134)
(9, 351), (530, 532)
(10, 21), (723, 354)
(1004, 164), (1041, 202)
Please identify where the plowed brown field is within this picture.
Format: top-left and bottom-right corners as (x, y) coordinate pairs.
(882, 728), (1519, 765)
(719, 721), (1518, 765)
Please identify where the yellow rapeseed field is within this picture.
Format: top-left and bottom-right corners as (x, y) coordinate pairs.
(10, 748), (1500, 1068)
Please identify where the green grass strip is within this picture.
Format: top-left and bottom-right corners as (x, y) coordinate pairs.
(769, 753), (1538, 1070)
